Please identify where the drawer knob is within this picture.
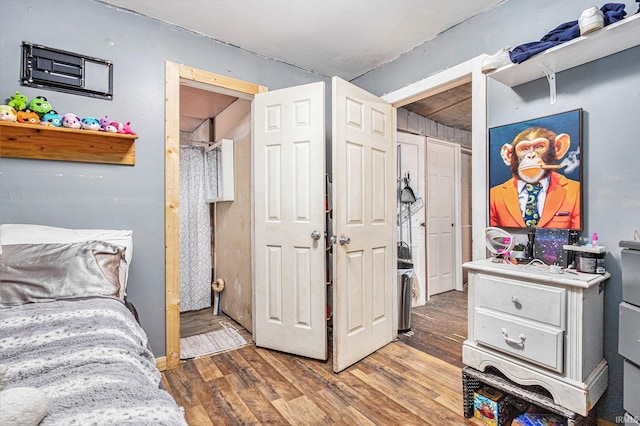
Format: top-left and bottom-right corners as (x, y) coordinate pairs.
(501, 328), (526, 347)
(511, 296), (522, 308)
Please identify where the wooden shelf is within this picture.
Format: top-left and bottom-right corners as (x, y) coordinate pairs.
(488, 13), (640, 87)
(0, 121), (137, 166)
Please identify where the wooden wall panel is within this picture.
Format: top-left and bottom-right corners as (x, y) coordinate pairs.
(214, 99), (253, 332)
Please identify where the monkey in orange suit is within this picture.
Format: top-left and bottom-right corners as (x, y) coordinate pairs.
(489, 126), (580, 229)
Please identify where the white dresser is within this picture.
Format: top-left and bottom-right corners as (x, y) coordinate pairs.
(619, 241), (640, 423)
(462, 259), (609, 417)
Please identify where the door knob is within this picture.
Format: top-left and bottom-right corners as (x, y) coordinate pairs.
(339, 235), (351, 245)
(311, 230), (321, 241)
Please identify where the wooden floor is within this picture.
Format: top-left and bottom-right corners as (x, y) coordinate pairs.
(181, 308), (253, 344)
(398, 288), (468, 369)
(164, 290), (478, 425)
(162, 340), (481, 425)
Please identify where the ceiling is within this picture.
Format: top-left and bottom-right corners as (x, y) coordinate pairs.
(179, 86), (237, 133)
(404, 82), (472, 132)
(100, 0), (502, 81)
(101, 0), (494, 132)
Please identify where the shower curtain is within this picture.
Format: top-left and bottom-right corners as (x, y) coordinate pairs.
(179, 145), (212, 312)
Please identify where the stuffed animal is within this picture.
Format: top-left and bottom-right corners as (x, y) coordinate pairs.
(104, 120), (122, 133)
(0, 365), (49, 426)
(28, 96), (52, 118)
(16, 109), (39, 124)
(99, 115), (110, 131)
(121, 121), (137, 135)
(40, 110), (63, 127)
(7, 92), (27, 111)
(81, 117), (101, 131)
(0, 105), (18, 122)
(62, 113), (82, 129)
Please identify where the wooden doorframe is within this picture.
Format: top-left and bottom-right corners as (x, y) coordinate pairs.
(163, 61), (267, 370)
(382, 55), (488, 264)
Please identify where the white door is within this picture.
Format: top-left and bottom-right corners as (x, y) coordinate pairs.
(253, 82), (327, 360)
(426, 138), (460, 296)
(332, 77), (396, 372)
(397, 132), (426, 307)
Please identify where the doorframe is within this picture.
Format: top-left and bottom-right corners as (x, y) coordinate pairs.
(382, 55), (488, 273)
(163, 61), (267, 370)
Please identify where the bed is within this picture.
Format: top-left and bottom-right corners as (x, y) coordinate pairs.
(0, 224), (187, 426)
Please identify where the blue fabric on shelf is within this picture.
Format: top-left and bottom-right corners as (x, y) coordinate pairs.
(510, 21), (579, 63)
(601, 2), (627, 24)
(509, 3), (627, 64)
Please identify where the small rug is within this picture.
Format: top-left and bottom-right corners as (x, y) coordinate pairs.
(180, 325), (248, 359)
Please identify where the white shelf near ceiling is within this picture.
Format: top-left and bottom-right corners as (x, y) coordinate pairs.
(488, 13), (640, 88)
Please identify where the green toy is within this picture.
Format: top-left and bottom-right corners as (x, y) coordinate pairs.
(7, 91), (27, 111)
(28, 96), (52, 118)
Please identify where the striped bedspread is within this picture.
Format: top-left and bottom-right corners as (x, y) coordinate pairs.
(0, 297), (187, 425)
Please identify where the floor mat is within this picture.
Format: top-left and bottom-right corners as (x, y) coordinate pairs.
(180, 324), (248, 359)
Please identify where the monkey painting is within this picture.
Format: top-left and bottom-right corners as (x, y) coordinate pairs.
(489, 124), (581, 230)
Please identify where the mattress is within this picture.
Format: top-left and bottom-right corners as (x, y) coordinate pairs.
(0, 297), (187, 425)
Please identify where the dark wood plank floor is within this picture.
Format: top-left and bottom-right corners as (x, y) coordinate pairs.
(162, 340), (481, 425)
(165, 289), (475, 425)
(180, 288), (467, 367)
(399, 288), (468, 368)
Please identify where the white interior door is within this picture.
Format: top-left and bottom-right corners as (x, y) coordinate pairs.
(426, 138), (460, 296)
(253, 82), (327, 360)
(397, 132), (426, 307)
(332, 76), (395, 373)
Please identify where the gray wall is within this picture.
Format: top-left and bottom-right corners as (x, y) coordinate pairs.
(0, 0), (328, 357)
(356, 0), (638, 421)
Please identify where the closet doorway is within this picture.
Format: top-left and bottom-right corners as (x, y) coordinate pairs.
(397, 132), (463, 302)
(164, 62), (266, 370)
(385, 56), (486, 366)
(177, 85), (253, 356)
(385, 56), (487, 294)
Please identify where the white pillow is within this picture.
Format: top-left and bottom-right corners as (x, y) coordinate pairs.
(0, 224), (133, 299)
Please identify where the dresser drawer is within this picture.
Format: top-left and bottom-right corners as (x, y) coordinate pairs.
(624, 360), (640, 418)
(475, 273), (566, 328)
(619, 302), (640, 366)
(622, 249), (640, 306)
(475, 307), (564, 373)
